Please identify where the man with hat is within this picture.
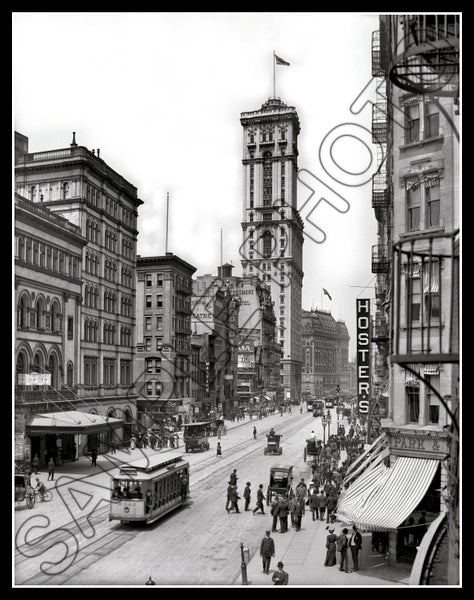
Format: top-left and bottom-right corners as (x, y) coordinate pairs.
(272, 561), (289, 585)
(348, 524), (362, 571)
(243, 482), (252, 511)
(336, 527), (350, 573)
(260, 530), (275, 574)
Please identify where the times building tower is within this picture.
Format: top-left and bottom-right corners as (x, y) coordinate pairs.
(240, 97), (303, 403)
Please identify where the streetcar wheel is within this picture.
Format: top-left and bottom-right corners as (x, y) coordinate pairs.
(25, 488), (35, 509)
(43, 490), (53, 502)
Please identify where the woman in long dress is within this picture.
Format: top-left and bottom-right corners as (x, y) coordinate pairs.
(324, 526), (337, 566)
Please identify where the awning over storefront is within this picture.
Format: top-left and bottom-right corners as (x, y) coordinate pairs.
(336, 456), (439, 532)
(25, 411), (124, 435)
(342, 433), (389, 487)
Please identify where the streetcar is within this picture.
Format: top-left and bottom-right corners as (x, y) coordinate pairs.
(109, 452), (190, 525)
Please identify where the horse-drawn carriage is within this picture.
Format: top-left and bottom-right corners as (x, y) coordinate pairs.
(209, 418), (226, 437)
(264, 431), (283, 455)
(303, 437), (321, 462)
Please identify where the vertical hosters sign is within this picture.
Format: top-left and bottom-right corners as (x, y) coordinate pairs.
(356, 299), (371, 414)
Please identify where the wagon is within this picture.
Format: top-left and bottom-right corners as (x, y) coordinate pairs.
(264, 432), (283, 455)
(266, 464), (293, 505)
(182, 421), (211, 452)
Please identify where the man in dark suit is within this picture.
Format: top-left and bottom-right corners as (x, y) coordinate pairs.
(348, 524), (363, 571)
(278, 495), (289, 533)
(272, 561), (289, 585)
(260, 530), (275, 574)
(337, 527), (349, 572)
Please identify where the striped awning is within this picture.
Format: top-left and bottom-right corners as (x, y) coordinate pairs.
(424, 364), (440, 376)
(336, 456), (439, 532)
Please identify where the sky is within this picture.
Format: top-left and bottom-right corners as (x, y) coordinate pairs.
(13, 11), (382, 359)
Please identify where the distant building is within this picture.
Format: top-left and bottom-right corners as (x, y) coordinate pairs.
(301, 309), (350, 400)
(135, 253), (196, 427)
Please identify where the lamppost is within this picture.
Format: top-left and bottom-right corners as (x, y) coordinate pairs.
(240, 542), (250, 585)
(322, 414), (327, 446)
(327, 410), (332, 439)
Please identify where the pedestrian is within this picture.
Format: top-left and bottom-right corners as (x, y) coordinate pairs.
(228, 485), (241, 513)
(337, 527), (350, 573)
(308, 488), (319, 521)
(47, 457), (55, 481)
(270, 496), (280, 532)
(324, 526), (338, 566)
(253, 426), (257, 440)
(294, 499), (304, 531)
(216, 442), (222, 457)
(90, 449), (97, 467)
(31, 454), (40, 475)
(288, 495), (298, 528)
(272, 561), (289, 585)
(229, 469), (238, 485)
(278, 495), (289, 533)
(108, 441), (116, 454)
(225, 481), (234, 512)
(295, 478), (308, 514)
(317, 489), (328, 521)
(348, 524), (362, 571)
(326, 492), (338, 524)
(243, 482), (251, 511)
(253, 484), (266, 514)
(145, 575), (156, 585)
(259, 530), (275, 574)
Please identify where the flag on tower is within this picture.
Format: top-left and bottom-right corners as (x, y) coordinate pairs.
(323, 288), (332, 301)
(275, 53), (290, 66)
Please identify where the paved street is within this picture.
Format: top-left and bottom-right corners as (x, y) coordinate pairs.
(14, 409), (410, 586)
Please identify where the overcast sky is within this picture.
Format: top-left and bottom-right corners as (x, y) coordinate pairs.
(13, 11), (382, 358)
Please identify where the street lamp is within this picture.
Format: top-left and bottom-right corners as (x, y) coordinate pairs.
(240, 542), (250, 585)
(327, 410), (332, 439)
(322, 414), (327, 446)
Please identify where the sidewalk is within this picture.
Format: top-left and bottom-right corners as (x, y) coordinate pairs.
(241, 517), (411, 587)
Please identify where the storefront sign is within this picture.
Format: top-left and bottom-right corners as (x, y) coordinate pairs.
(356, 299), (371, 414)
(17, 373), (51, 385)
(389, 432), (448, 458)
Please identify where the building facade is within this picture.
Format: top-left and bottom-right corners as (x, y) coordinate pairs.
(240, 97), (304, 403)
(135, 253), (196, 427)
(15, 132), (143, 460)
(301, 309), (350, 400)
(338, 16), (459, 584)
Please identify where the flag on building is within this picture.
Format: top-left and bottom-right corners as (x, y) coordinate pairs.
(323, 288), (332, 301)
(275, 54), (290, 66)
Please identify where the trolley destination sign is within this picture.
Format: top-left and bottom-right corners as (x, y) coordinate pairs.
(356, 298), (371, 415)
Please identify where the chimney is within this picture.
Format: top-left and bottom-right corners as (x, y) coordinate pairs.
(70, 132), (77, 147)
(97, 148), (100, 158)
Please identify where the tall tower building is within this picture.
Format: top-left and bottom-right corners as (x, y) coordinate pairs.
(240, 98), (304, 402)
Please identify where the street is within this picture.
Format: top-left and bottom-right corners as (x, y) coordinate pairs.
(14, 408), (407, 586)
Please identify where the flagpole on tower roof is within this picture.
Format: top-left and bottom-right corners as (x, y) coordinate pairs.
(273, 51), (276, 98)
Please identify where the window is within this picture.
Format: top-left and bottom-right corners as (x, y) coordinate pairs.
(146, 295), (152, 308)
(156, 316), (163, 330)
(406, 185), (421, 231)
(120, 360), (131, 385)
(67, 317), (74, 340)
(263, 153), (272, 206)
(84, 357), (98, 386)
(145, 316), (152, 330)
(156, 337), (163, 350)
(157, 274), (163, 286)
(425, 185), (440, 228)
(156, 295), (163, 308)
(424, 260), (440, 320)
(424, 102), (439, 138)
(406, 386), (420, 422)
(405, 103), (420, 143)
(263, 212), (273, 221)
(263, 231), (273, 258)
(145, 337), (152, 352)
(146, 274), (152, 287)
(426, 375), (440, 424)
(146, 358), (161, 374)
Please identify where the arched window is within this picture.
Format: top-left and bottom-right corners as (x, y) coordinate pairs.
(36, 297), (45, 329)
(47, 354), (58, 389)
(17, 295), (29, 329)
(51, 300), (62, 332)
(16, 352), (27, 388)
(62, 182), (69, 199)
(66, 361), (74, 387)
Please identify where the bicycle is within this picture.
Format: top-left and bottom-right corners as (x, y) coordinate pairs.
(35, 488), (53, 502)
